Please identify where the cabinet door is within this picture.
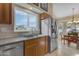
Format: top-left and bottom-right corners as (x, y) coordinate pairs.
(3, 3), (12, 24)
(24, 36), (49, 56)
(0, 3), (12, 24)
(37, 37), (46, 56)
(36, 46), (43, 56)
(45, 36), (49, 54)
(24, 39), (38, 56)
(25, 45), (37, 56)
(0, 3), (3, 24)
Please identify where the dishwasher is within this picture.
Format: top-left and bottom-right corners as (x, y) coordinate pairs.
(0, 42), (23, 56)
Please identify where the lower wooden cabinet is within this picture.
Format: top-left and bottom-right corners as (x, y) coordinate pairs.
(45, 36), (49, 53)
(37, 36), (46, 55)
(24, 38), (37, 56)
(24, 45), (37, 56)
(24, 36), (49, 56)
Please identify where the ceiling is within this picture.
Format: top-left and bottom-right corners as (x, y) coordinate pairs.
(53, 3), (79, 18)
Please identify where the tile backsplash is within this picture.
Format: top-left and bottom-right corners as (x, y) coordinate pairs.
(0, 24), (40, 39)
(0, 24), (13, 32)
(0, 24), (18, 39)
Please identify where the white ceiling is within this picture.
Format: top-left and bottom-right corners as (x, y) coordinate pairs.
(53, 3), (79, 18)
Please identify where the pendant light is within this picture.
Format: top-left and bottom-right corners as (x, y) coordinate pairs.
(71, 8), (76, 32)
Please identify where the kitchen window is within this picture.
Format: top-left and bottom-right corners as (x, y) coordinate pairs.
(15, 10), (29, 29)
(29, 14), (37, 28)
(14, 6), (40, 33)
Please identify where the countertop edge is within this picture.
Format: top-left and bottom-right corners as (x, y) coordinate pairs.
(0, 35), (48, 46)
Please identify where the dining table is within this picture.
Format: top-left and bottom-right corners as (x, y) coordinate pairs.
(62, 34), (79, 49)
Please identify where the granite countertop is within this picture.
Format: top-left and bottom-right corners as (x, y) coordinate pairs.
(0, 34), (48, 46)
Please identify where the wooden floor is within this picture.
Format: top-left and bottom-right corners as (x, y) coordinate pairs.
(45, 36), (79, 56)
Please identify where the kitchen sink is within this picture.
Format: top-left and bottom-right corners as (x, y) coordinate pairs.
(18, 34), (39, 38)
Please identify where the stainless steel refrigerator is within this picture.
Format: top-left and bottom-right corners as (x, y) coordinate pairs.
(41, 17), (58, 52)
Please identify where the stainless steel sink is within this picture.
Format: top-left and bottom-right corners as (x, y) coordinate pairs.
(18, 34), (39, 38)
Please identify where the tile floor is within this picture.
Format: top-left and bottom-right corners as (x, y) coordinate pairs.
(45, 36), (79, 56)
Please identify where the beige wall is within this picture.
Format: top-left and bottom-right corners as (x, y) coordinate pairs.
(48, 3), (53, 17)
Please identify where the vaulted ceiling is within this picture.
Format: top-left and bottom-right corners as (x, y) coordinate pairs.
(53, 3), (79, 19)
(53, 3), (79, 26)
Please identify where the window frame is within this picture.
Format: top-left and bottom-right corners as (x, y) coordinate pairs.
(13, 5), (40, 33)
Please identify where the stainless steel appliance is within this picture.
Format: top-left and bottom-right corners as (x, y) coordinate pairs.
(41, 17), (58, 52)
(0, 42), (23, 56)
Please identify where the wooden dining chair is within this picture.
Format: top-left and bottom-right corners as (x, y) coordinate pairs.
(61, 34), (65, 44)
(61, 35), (68, 45)
(77, 37), (79, 49)
(68, 35), (78, 47)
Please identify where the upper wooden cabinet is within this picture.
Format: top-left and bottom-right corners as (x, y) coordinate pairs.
(32, 3), (53, 16)
(33, 3), (48, 12)
(0, 3), (12, 24)
(32, 4), (52, 20)
(0, 4), (3, 23)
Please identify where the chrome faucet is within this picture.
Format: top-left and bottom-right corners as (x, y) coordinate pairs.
(31, 27), (38, 36)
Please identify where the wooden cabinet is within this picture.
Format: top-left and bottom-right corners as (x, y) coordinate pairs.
(0, 3), (12, 24)
(24, 38), (38, 56)
(0, 4), (3, 23)
(32, 3), (53, 17)
(24, 44), (37, 56)
(32, 3), (48, 12)
(37, 37), (46, 55)
(24, 36), (49, 56)
(40, 13), (50, 20)
(45, 36), (49, 53)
